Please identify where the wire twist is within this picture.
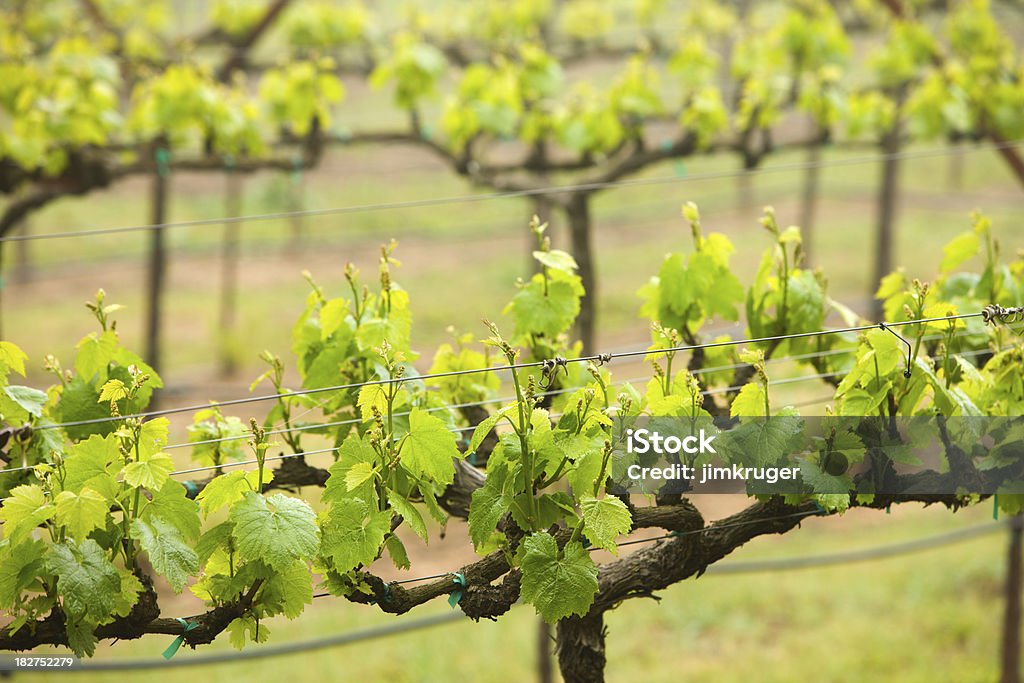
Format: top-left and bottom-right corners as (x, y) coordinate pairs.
(983, 304), (1024, 325)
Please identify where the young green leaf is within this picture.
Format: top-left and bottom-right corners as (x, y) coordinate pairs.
(579, 495), (632, 553)
(54, 488), (109, 541)
(122, 451), (174, 491)
(130, 517), (199, 592)
(45, 539), (121, 622)
(321, 497), (391, 573)
(1, 485), (55, 544)
(3, 385), (48, 418)
(519, 533), (598, 624)
(400, 408), (460, 484)
(229, 492), (320, 571)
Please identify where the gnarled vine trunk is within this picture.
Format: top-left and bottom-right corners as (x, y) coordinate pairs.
(557, 612), (607, 683)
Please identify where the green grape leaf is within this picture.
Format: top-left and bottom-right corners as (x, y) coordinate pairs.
(196, 521), (234, 566)
(508, 278), (580, 337)
(730, 383), (767, 417)
(321, 497), (392, 573)
(122, 451), (174, 491)
(798, 458), (852, 494)
(1, 485), (55, 544)
(319, 297), (350, 340)
(388, 492), (427, 542)
(839, 388), (886, 417)
(3, 385), (48, 418)
(940, 231), (979, 273)
(468, 404), (516, 454)
(45, 539), (121, 622)
(0, 538), (45, 610)
(130, 517), (198, 593)
(579, 495), (632, 553)
(345, 461), (378, 492)
(865, 328), (903, 376)
(110, 569), (143, 618)
(138, 418), (170, 457)
(357, 383), (389, 421)
(400, 408), (460, 484)
(567, 448), (605, 498)
(229, 492), (320, 571)
(324, 435), (378, 505)
(533, 250), (578, 274)
(54, 488), (108, 541)
(519, 533), (598, 624)
(62, 435), (119, 498)
(74, 330), (118, 382)
(723, 417), (804, 466)
(468, 475), (509, 549)
(65, 619), (98, 658)
(0, 341), (28, 379)
(196, 470), (268, 517)
(257, 559), (312, 619)
(386, 534), (410, 570)
(97, 379), (128, 404)
(227, 616), (270, 650)
(143, 480), (201, 542)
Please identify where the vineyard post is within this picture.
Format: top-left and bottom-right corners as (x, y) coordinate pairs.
(0, 242), (5, 339)
(145, 145), (170, 385)
(287, 159), (306, 254)
(871, 91), (905, 321)
(528, 150), (553, 278)
(218, 162), (243, 377)
(948, 138), (965, 191)
(12, 217), (30, 284)
(799, 138), (822, 265)
(1001, 514), (1023, 683)
(537, 619), (554, 683)
(564, 191), (596, 351)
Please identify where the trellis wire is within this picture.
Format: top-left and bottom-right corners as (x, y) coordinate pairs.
(166, 324), (975, 453)
(0, 328), (1003, 481)
(27, 311), (985, 434)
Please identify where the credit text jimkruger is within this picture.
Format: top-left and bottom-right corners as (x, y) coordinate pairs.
(625, 428), (800, 485)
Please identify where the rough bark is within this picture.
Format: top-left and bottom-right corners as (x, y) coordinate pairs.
(557, 613), (607, 683)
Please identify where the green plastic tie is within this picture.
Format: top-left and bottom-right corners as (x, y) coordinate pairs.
(291, 154), (304, 186)
(421, 125), (433, 142)
(369, 583), (392, 606)
(673, 160), (687, 178)
(154, 148), (170, 178)
(660, 138), (673, 151)
(813, 501), (828, 516)
(994, 494), (1000, 520)
(182, 480), (199, 499)
(448, 573), (467, 608)
(161, 618), (198, 660)
(468, 451), (477, 467)
(885, 504), (891, 515)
